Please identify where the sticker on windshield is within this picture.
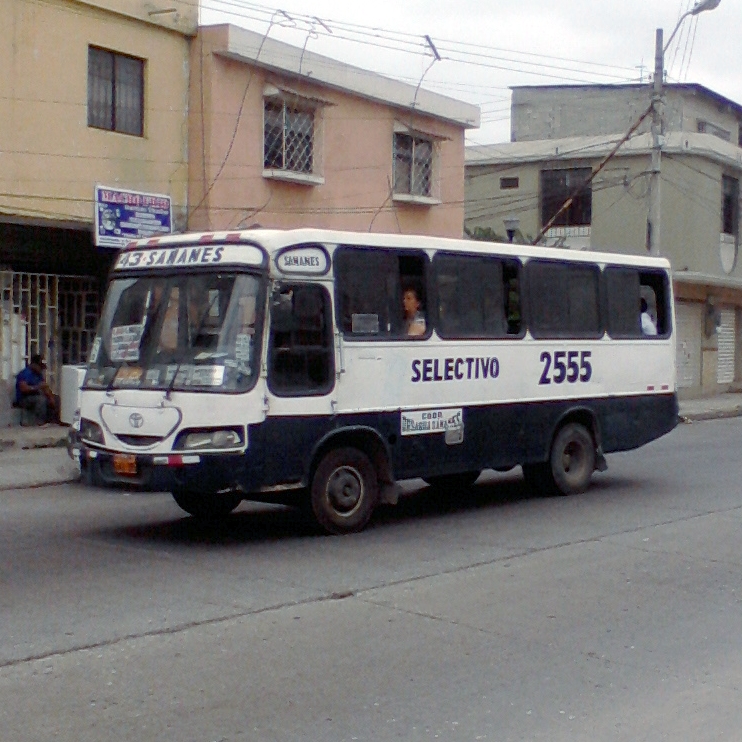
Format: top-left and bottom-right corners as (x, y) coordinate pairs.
(235, 333), (252, 362)
(190, 365), (225, 387)
(110, 324), (144, 362)
(89, 336), (101, 364)
(113, 366), (143, 387)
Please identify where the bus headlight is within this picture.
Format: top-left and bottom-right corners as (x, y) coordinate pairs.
(174, 428), (244, 451)
(79, 418), (105, 445)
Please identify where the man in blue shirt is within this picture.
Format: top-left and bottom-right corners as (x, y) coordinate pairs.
(15, 354), (59, 424)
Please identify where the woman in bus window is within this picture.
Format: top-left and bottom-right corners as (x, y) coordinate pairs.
(402, 285), (426, 336)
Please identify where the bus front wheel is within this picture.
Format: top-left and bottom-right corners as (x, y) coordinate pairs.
(171, 490), (242, 519)
(311, 447), (378, 535)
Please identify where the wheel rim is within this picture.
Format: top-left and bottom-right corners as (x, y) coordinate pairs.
(326, 465), (364, 515)
(560, 439), (588, 482)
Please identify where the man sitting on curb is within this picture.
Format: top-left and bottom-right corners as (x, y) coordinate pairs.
(15, 354), (60, 425)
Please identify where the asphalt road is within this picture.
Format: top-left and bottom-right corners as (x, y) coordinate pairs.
(2, 418), (742, 741)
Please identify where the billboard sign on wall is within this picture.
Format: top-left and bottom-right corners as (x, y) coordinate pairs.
(94, 185), (172, 250)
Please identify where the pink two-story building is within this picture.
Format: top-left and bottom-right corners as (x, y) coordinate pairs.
(188, 25), (480, 237)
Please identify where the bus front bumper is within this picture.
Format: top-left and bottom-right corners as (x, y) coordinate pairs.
(78, 444), (247, 493)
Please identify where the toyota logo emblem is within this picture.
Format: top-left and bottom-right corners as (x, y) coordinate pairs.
(129, 413), (144, 429)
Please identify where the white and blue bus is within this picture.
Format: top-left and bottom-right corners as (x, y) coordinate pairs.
(75, 228), (678, 533)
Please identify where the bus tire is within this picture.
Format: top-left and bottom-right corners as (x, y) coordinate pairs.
(171, 489), (242, 519)
(311, 447), (378, 535)
(549, 422), (595, 495)
(423, 471), (481, 492)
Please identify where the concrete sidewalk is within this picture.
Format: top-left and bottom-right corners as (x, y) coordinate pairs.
(1, 392), (741, 491)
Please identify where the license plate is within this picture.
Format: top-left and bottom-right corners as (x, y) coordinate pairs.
(113, 453), (137, 475)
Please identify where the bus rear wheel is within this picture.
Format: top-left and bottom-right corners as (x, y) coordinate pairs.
(311, 447), (378, 535)
(171, 489), (242, 519)
(523, 422), (595, 496)
(550, 422), (595, 495)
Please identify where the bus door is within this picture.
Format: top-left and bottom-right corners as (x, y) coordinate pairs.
(261, 282), (336, 485)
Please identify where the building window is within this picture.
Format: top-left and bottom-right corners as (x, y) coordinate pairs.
(540, 168), (592, 228)
(87, 47), (144, 136)
(264, 99), (315, 174)
(500, 176), (519, 190)
(393, 132), (433, 197)
(722, 175), (739, 237)
(697, 120), (731, 142)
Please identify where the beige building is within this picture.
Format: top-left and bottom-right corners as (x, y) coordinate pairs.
(0, 0), (195, 421)
(465, 84), (742, 397)
(188, 25), (479, 237)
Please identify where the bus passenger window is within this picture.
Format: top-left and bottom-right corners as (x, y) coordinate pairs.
(268, 284), (334, 396)
(335, 248), (397, 337)
(527, 260), (601, 338)
(605, 267), (669, 338)
(334, 246), (429, 339)
(434, 253), (518, 338)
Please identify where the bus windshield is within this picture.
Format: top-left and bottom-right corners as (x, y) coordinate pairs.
(84, 272), (263, 393)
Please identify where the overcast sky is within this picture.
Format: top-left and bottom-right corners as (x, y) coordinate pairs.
(199, 0), (739, 145)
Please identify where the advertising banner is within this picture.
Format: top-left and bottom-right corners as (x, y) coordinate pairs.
(94, 185), (172, 249)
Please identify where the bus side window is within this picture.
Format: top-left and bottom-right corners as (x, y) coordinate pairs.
(527, 260), (602, 338)
(268, 283), (334, 396)
(434, 253), (517, 338)
(335, 248), (397, 336)
(334, 247), (429, 339)
(640, 271), (669, 336)
(605, 267), (669, 338)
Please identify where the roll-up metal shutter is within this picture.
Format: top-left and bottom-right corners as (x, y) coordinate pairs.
(717, 307), (736, 384)
(675, 301), (702, 389)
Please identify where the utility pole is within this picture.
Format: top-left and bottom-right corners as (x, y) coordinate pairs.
(646, 0), (722, 256)
(648, 28), (663, 256)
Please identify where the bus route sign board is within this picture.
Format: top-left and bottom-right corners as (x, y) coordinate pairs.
(94, 185), (172, 250)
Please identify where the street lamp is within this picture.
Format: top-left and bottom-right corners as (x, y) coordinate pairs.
(647, 0), (721, 255)
(504, 216), (520, 243)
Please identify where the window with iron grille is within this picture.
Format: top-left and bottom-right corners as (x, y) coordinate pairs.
(393, 132), (433, 198)
(540, 168), (592, 228)
(88, 47), (144, 137)
(263, 99), (315, 175)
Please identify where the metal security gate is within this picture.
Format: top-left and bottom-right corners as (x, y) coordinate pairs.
(675, 301), (702, 390)
(717, 307), (736, 385)
(0, 271), (101, 395)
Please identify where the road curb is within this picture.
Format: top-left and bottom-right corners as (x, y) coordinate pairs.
(680, 409), (742, 423)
